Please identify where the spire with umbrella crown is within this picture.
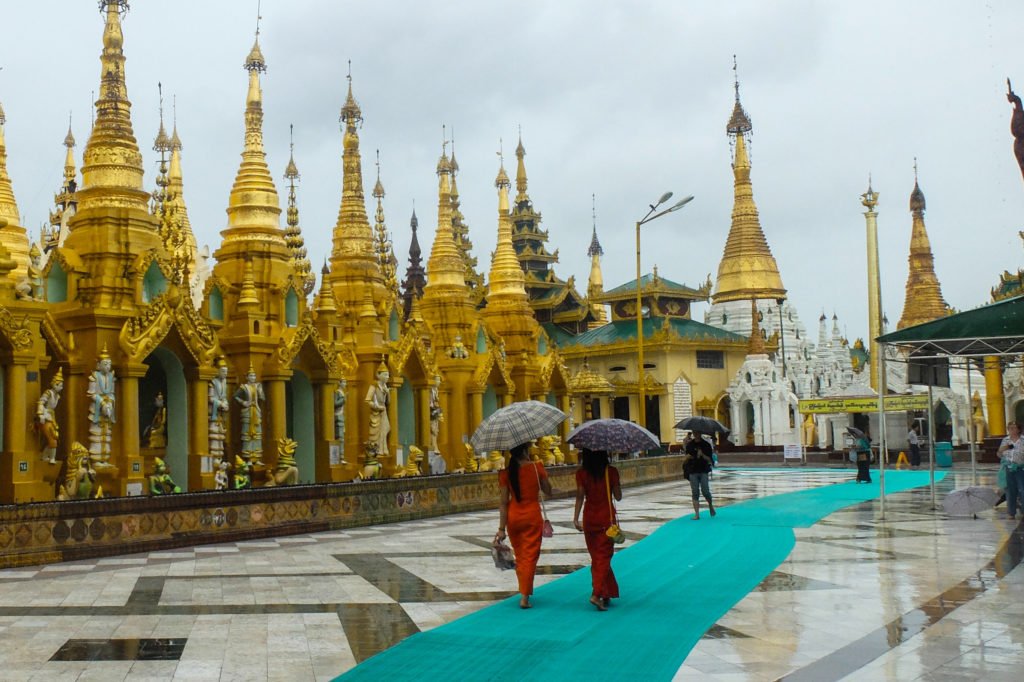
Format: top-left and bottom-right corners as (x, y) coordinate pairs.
(283, 125), (314, 295)
(712, 57), (786, 304)
(897, 162), (950, 329)
(401, 208), (426, 320)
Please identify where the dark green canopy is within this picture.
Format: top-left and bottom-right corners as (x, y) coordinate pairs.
(877, 295), (1024, 358)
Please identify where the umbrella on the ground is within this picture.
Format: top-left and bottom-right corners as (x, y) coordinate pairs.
(674, 416), (729, 436)
(567, 418), (660, 453)
(470, 400), (567, 453)
(846, 426), (866, 440)
(942, 487), (1000, 516)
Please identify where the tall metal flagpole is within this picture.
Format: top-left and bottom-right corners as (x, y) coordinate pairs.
(967, 360), (977, 486)
(927, 382), (937, 509)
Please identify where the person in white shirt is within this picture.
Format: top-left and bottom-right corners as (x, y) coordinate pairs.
(997, 421), (1024, 520)
(907, 423), (921, 468)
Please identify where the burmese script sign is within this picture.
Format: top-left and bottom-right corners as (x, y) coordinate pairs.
(798, 395), (930, 414)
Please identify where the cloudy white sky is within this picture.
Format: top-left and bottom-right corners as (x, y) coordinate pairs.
(2, 1), (1023, 342)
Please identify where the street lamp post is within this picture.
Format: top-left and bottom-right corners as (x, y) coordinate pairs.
(636, 193), (694, 430)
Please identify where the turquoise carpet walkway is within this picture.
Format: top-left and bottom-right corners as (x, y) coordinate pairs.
(337, 470), (944, 681)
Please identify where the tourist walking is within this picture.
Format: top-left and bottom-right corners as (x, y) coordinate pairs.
(497, 443), (552, 609)
(855, 432), (873, 483)
(997, 421), (1024, 520)
(572, 449), (621, 611)
(907, 423), (921, 468)
(683, 434), (716, 520)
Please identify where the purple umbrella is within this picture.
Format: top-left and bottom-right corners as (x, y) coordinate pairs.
(567, 418), (660, 453)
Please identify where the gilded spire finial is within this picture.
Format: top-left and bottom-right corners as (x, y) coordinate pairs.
(588, 194), (603, 257)
(495, 139), (510, 189)
(169, 94), (181, 150)
(486, 143), (529, 306)
(245, 0), (266, 73)
(64, 112), (75, 148)
(282, 124), (312, 295)
(898, 168), (948, 329)
(861, 173), (879, 211)
(748, 298), (765, 354)
(373, 148), (384, 198)
(909, 159), (926, 214)
(372, 150), (397, 295)
(726, 57), (752, 135)
(339, 61), (362, 127)
(153, 82), (170, 153)
(514, 128), (528, 200)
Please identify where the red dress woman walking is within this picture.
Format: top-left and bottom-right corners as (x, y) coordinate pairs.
(497, 443), (552, 609)
(572, 449), (621, 611)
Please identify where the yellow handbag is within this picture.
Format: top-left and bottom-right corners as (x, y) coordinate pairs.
(605, 468), (625, 544)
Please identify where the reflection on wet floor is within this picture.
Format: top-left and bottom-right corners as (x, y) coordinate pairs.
(0, 468), (1021, 680)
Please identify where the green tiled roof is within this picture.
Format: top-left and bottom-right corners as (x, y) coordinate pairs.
(562, 317), (747, 348)
(603, 273), (703, 298)
(541, 323), (577, 348)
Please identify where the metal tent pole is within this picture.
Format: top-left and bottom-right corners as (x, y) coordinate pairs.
(877, 345), (887, 519)
(928, 382), (936, 509)
(966, 359), (976, 486)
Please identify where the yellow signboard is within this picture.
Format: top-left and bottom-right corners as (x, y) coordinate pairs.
(798, 394), (930, 414)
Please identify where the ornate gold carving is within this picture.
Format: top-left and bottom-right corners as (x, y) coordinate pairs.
(0, 306), (33, 350)
(119, 291), (218, 365)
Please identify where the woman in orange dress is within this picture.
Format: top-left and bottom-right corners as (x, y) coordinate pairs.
(572, 449), (622, 610)
(496, 443), (552, 609)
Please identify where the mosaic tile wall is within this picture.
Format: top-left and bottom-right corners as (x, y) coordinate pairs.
(0, 455), (683, 569)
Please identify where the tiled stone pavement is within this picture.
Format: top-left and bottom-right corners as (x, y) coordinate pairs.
(0, 466), (1020, 681)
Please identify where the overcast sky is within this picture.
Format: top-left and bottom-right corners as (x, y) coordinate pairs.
(3, 1), (1023, 343)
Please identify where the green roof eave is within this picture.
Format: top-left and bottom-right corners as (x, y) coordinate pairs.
(877, 295), (1024, 357)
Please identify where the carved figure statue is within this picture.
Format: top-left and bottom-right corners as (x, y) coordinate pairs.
(802, 413), (817, 447)
(1009, 79), (1024, 182)
(233, 455), (251, 489)
(86, 345), (116, 464)
(36, 368), (64, 463)
(359, 440), (383, 480)
(208, 358), (230, 460)
(58, 442), (96, 501)
(265, 437), (299, 486)
(448, 334), (469, 359)
(534, 435), (557, 466)
(971, 391), (987, 444)
(214, 460), (229, 490)
(393, 445), (424, 478)
(478, 450), (506, 472)
(429, 375), (442, 454)
(365, 362), (390, 457)
(149, 457), (181, 495)
(144, 392), (167, 448)
(453, 441), (477, 474)
(234, 365), (265, 462)
(334, 379), (348, 442)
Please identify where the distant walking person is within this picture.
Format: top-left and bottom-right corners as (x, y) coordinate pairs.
(497, 443), (552, 609)
(997, 422), (1024, 520)
(907, 423), (921, 468)
(855, 433), (873, 483)
(683, 435), (716, 520)
(572, 449), (621, 611)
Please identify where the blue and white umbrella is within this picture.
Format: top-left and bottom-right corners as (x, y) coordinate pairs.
(470, 400), (567, 453)
(567, 418), (660, 453)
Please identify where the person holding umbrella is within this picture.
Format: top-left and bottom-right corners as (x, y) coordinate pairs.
(496, 442), (553, 609)
(683, 433), (716, 520)
(572, 449), (622, 611)
(849, 427), (872, 483)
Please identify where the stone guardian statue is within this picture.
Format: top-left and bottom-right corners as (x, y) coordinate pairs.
(36, 368), (64, 463)
(234, 365), (265, 463)
(208, 358), (230, 460)
(86, 345), (116, 465)
(365, 361), (390, 457)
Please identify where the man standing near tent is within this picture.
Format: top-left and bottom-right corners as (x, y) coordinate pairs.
(907, 423), (921, 469)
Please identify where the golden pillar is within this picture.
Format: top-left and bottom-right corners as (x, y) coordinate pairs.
(501, 391), (513, 408)
(470, 390), (484, 436)
(314, 380), (336, 481)
(442, 366), (471, 469)
(265, 377), (287, 468)
(417, 385), (431, 452)
(117, 364), (147, 495)
(985, 356), (1006, 436)
(1, 361), (32, 502)
(861, 184), (884, 392)
(386, 384), (399, 474)
(187, 372), (211, 491)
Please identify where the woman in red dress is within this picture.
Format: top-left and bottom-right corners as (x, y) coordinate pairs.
(572, 449), (621, 611)
(496, 443), (552, 609)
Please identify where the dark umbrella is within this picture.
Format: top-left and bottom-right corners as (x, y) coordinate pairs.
(567, 418), (660, 453)
(846, 426), (866, 440)
(674, 415), (729, 436)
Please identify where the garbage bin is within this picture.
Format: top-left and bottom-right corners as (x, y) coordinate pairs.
(934, 442), (953, 468)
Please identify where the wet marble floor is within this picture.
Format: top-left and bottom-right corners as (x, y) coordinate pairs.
(0, 466), (1020, 681)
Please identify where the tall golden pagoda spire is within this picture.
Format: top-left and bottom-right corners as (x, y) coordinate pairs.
(329, 64), (378, 277)
(486, 150), (529, 306)
(219, 22), (283, 248)
(150, 83), (193, 286)
(372, 150), (398, 297)
(44, 116), (79, 252)
(0, 91), (29, 282)
(747, 298), (766, 354)
(420, 134), (477, 350)
(897, 164), (950, 329)
(515, 129), (529, 203)
(283, 125), (314, 295)
(587, 194), (608, 326)
(166, 97), (197, 261)
(77, 0), (149, 214)
(712, 59), (786, 304)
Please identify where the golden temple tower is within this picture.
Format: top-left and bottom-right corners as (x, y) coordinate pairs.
(586, 195), (608, 327)
(43, 120), (79, 253)
(483, 154), (541, 398)
(283, 126), (314, 296)
(0, 97), (29, 284)
(712, 73), (786, 304)
(896, 170), (949, 329)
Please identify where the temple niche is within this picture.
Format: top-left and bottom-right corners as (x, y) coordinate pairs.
(0, 2), (563, 504)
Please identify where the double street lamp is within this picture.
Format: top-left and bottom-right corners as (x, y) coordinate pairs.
(636, 192), (694, 430)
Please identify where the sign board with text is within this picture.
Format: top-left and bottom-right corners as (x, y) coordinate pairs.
(783, 445), (803, 460)
(798, 394), (929, 414)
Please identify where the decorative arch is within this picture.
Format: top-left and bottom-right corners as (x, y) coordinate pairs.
(273, 314), (353, 378)
(119, 291), (219, 366)
(392, 328), (437, 381)
(472, 343), (515, 392)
